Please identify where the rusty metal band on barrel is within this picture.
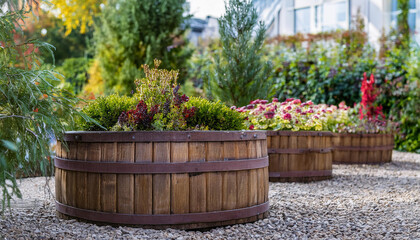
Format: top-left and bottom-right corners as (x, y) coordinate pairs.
(269, 170), (332, 178)
(54, 156), (268, 174)
(62, 131), (266, 142)
(267, 148), (333, 154)
(55, 201), (269, 225)
(334, 144), (394, 151)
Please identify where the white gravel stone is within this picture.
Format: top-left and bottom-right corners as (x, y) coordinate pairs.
(1, 150), (419, 239)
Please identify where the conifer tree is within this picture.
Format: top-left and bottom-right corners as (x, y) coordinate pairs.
(94, 0), (192, 94)
(206, 0), (273, 106)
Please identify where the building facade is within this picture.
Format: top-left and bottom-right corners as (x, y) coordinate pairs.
(187, 16), (220, 46)
(254, 0), (420, 47)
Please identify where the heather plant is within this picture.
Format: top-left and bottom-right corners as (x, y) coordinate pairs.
(114, 60), (196, 131)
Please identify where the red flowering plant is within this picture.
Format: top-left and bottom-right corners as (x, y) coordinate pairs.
(334, 73), (398, 134)
(237, 98), (347, 131)
(113, 59), (196, 131)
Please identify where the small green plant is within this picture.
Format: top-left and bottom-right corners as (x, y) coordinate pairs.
(184, 97), (245, 130)
(115, 60), (195, 131)
(79, 94), (138, 131)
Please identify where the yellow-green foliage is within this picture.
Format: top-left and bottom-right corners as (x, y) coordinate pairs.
(79, 94), (137, 131)
(184, 97), (245, 130)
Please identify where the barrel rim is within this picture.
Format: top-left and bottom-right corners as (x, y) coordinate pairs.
(265, 130), (334, 137)
(62, 130), (267, 142)
(331, 133), (394, 137)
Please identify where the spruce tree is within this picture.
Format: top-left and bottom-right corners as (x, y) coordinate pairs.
(207, 0), (273, 106)
(95, 0), (192, 94)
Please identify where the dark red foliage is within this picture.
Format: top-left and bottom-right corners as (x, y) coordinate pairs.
(183, 106), (196, 119)
(119, 100), (159, 130)
(359, 73), (385, 121)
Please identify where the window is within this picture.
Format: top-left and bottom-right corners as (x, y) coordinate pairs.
(315, 5), (323, 30)
(318, 1), (348, 31)
(294, 7), (310, 33)
(391, 0), (416, 31)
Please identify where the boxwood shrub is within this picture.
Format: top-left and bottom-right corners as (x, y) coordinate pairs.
(184, 97), (245, 130)
(79, 94), (137, 131)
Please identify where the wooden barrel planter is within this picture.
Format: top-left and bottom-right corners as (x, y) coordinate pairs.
(266, 131), (333, 182)
(54, 131), (269, 229)
(332, 133), (394, 164)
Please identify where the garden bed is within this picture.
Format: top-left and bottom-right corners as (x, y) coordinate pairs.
(266, 131), (333, 182)
(332, 133), (394, 164)
(54, 131), (269, 229)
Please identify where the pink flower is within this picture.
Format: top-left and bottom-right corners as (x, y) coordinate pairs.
(272, 98), (279, 103)
(260, 100), (268, 104)
(283, 113), (292, 120)
(249, 125), (254, 130)
(264, 111), (275, 119)
(304, 100), (313, 106)
(231, 106), (237, 110)
(307, 109), (314, 113)
(295, 108), (302, 113)
(286, 98), (294, 102)
(281, 102), (288, 106)
(286, 106), (292, 110)
(292, 99), (301, 104)
(246, 104), (255, 109)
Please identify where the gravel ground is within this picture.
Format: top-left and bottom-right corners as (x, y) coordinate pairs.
(1, 150), (419, 239)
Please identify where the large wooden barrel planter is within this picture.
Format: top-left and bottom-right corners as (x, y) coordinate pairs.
(266, 131), (333, 182)
(54, 131), (269, 229)
(332, 133), (394, 164)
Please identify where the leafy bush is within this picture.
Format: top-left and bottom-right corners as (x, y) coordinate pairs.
(56, 57), (92, 94)
(80, 94), (137, 131)
(94, 0), (192, 94)
(184, 97), (245, 130)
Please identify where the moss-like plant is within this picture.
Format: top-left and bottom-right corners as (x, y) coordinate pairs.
(79, 94), (137, 131)
(184, 97), (245, 130)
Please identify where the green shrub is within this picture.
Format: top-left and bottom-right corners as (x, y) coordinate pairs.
(56, 57), (92, 95)
(79, 94), (137, 131)
(184, 97), (245, 130)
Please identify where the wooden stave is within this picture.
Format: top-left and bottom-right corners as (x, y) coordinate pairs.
(266, 132), (334, 182)
(332, 133), (394, 164)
